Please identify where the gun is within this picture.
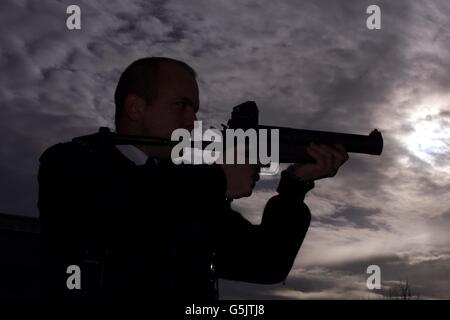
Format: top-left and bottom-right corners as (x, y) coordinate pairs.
(77, 101), (383, 164)
(225, 101), (383, 163)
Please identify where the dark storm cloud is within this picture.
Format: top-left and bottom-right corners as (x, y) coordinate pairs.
(1, 0), (450, 299)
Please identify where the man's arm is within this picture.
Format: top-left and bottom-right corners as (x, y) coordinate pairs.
(214, 170), (313, 284)
(214, 144), (348, 284)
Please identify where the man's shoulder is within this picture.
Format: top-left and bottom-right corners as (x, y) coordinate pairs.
(39, 128), (109, 165)
(39, 141), (81, 166)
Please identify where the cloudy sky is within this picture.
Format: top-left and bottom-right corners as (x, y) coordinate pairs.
(1, 0), (449, 299)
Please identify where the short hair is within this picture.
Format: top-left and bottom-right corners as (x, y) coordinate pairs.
(114, 57), (197, 128)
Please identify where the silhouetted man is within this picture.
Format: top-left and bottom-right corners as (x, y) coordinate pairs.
(38, 57), (348, 299)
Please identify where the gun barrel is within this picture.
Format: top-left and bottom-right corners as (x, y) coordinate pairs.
(258, 125), (383, 163)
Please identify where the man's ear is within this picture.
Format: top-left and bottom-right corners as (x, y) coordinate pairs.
(123, 94), (146, 122)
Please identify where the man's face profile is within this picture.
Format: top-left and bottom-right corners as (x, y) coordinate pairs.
(119, 59), (260, 198)
(139, 62), (199, 139)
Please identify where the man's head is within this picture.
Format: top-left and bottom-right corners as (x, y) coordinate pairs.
(114, 57), (199, 138)
(114, 57), (259, 198)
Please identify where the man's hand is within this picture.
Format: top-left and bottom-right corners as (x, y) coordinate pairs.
(220, 163), (260, 199)
(288, 143), (349, 182)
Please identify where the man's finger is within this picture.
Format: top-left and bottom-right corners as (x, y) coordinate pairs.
(307, 145), (326, 167)
(334, 144), (350, 161)
(330, 147), (348, 167)
(321, 145), (344, 161)
(334, 144), (347, 152)
(310, 143), (328, 157)
(320, 145), (345, 170)
(313, 144), (334, 170)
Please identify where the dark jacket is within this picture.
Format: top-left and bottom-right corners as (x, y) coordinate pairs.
(38, 129), (313, 300)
